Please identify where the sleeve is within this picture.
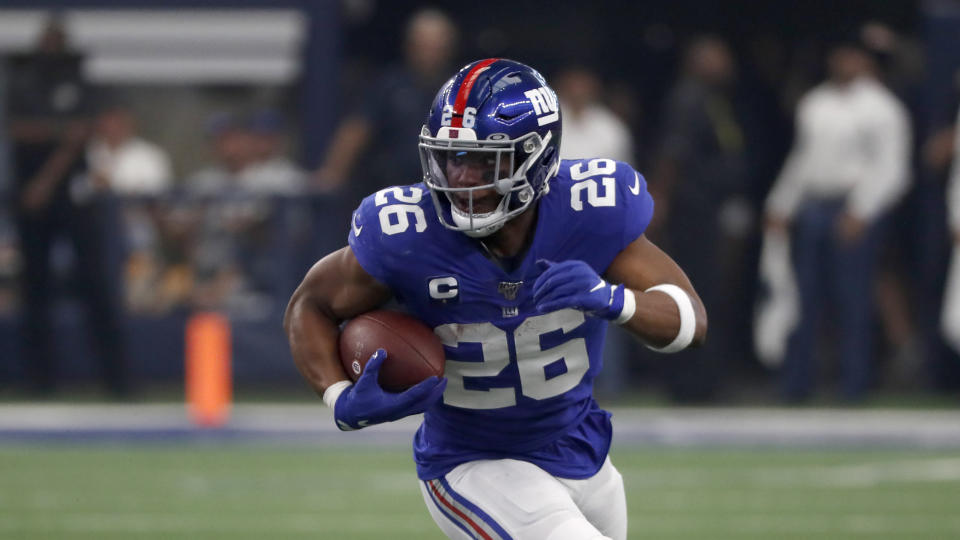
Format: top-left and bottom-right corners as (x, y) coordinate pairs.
(615, 161), (655, 247)
(846, 95), (912, 221)
(347, 194), (393, 286)
(765, 97), (812, 219)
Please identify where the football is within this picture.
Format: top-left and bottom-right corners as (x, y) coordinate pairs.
(338, 310), (445, 392)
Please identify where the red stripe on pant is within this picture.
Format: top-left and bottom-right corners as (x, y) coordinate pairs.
(429, 480), (494, 540)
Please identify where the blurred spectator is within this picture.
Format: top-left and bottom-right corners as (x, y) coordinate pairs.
(0, 59), (16, 317)
(6, 18), (128, 396)
(556, 66), (635, 164)
(942, 105), (960, 354)
(314, 8), (458, 201)
(188, 110), (303, 196)
(86, 102), (172, 196)
(857, 22), (927, 386)
(182, 111), (291, 315)
(85, 102), (175, 313)
(186, 112), (256, 196)
(650, 36), (750, 401)
(86, 103), (172, 196)
(241, 109), (306, 195)
(764, 40), (911, 402)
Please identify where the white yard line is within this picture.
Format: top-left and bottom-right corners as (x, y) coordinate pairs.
(0, 405), (957, 447)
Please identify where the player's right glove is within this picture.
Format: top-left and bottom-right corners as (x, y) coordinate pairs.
(533, 259), (627, 321)
(333, 349), (447, 431)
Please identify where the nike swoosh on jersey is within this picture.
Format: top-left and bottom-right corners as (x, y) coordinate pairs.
(629, 172), (641, 195)
(352, 213), (363, 236)
(590, 279), (607, 292)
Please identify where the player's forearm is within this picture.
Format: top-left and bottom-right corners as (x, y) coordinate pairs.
(621, 286), (707, 350)
(284, 296), (351, 396)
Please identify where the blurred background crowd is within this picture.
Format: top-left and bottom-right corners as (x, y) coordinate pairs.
(1, 0), (959, 405)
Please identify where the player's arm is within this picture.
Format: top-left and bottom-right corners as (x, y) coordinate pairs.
(533, 235), (706, 353)
(284, 245), (390, 396)
(284, 246), (446, 430)
(604, 235), (707, 350)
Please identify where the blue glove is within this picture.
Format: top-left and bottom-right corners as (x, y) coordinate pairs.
(533, 259), (626, 320)
(334, 349), (447, 431)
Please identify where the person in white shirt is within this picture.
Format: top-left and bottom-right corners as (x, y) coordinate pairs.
(87, 104), (173, 195)
(556, 66), (635, 165)
(85, 103), (175, 315)
(764, 41), (911, 401)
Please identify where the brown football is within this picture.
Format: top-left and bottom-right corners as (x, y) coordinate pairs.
(338, 310), (445, 392)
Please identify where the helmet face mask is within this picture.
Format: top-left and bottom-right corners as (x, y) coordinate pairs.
(419, 59), (562, 238)
(419, 127), (549, 237)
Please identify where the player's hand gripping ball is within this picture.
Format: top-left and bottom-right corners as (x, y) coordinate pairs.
(533, 259), (627, 320)
(338, 310), (445, 391)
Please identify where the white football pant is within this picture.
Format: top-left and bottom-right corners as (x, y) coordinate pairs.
(419, 456), (626, 540)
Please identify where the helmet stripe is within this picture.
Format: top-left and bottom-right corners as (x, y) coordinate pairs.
(451, 58), (499, 127)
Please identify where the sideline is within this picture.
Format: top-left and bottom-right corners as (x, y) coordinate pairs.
(0, 404), (958, 447)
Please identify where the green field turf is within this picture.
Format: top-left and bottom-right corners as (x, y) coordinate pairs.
(1, 445), (959, 539)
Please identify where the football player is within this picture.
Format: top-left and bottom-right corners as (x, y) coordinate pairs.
(285, 59), (706, 540)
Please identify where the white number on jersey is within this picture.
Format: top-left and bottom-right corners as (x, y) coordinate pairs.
(374, 187), (427, 235)
(434, 309), (590, 409)
(569, 159), (617, 211)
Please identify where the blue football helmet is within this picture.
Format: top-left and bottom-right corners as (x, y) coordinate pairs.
(419, 58), (562, 237)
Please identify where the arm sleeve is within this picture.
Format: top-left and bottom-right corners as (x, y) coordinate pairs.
(347, 195), (392, 286)
(846, 97), (912, 221)
(617, 162), (655, 247)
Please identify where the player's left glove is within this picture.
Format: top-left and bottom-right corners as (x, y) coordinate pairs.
(533, 259), (627, 320)
(334, 349), (447, 431)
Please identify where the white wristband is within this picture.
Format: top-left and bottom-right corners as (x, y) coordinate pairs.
(644, 284), (696, 353)
(322, 380), (353, 411)
(614, 287), (636, 325)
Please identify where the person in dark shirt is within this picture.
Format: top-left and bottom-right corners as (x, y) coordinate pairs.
(650, 36), (751, 401)
(314, 9), (459, 203)
(7, 18), (128, 396)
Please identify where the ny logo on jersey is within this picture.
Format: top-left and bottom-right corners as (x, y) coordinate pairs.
(428, 276), (460, 303)
(498, 281), (523, 300)
(523, 87), (559, 126)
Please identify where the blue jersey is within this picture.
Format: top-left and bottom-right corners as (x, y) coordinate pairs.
(348, 158), (654, 480)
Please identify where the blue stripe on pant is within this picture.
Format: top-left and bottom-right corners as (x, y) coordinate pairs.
(425, 480), (477, 539)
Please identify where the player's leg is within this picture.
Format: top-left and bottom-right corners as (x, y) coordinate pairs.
(557, 456), (627, 540)
(419, 459), (612, 540)
(419, 481), (474, 539)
